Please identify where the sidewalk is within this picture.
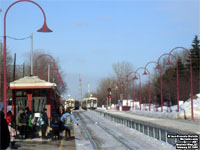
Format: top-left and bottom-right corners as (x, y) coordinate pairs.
(100, 109), (200, 134)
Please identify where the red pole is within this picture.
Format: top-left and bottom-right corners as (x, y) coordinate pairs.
(3, 0), (51, 116)
(176, 61), (180, 112)
(132, 81), (135, 110)
(3, 33), (7, 115)
(190, 56), (194, 120)
(148, 72), (151, 111)
(139, 77), (142, 110)
(169, 47), (193, 120)
(126, 75), (129, 106)
(167, 54), (180, 112)
(160, 68), (163, 112)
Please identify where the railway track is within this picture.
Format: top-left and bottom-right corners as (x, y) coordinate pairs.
(73, 111), (136, 150)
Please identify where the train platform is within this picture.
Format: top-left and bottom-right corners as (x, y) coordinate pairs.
(9, 127), (76, 150)
(97, 109), (200, 135)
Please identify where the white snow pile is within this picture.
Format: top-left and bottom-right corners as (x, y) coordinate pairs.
(130, 93), (200, 120)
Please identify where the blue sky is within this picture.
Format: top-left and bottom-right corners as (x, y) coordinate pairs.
(0, 0), (199, 99)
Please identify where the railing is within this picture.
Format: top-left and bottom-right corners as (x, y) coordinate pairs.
(93, 110), (200, 147)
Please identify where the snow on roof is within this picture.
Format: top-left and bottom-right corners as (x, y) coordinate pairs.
(9, 76), (56, 89)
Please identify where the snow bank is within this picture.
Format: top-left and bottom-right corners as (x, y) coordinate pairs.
(130, 93), (200, 120)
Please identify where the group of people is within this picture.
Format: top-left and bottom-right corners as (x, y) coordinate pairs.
(50, 105), (78, 140)
(0, 105), (78, 149)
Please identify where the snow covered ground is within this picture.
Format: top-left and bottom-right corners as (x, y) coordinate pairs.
(105, 93), (200, 120)
(74, 110), (175, 150)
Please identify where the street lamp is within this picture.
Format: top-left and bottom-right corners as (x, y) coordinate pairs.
(165, 53), (180, 112)
(127, 72), (141, 110)
(169, 47), (194, 120)
(3, 0), (52, 115)
(135, 67), (151, 111)
(145, 61), (162, 112)
(34, 54), (65, 89)
(157, 53), (172, 112)
(157, 53), (180, 112)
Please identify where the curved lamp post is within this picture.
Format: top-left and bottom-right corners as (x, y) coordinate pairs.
(157, 53), (171, 112)
(157, 53), (180, 112)
(127, 72), (141, 110)
(34, 54), (65, 89)
(145, 61), (162, 112)
(34, 54), (56, 75)
(135, 67), (151, 111)
(165, 53), (180, 112)
(3, 0), (52, 115)
(169, 47), (194, 120)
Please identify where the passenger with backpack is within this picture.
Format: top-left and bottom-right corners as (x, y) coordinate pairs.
(50, 110), (60, 140)
(60, 107), (78, 140)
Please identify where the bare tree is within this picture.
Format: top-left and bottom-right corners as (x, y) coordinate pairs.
(112, 61), (134, 79)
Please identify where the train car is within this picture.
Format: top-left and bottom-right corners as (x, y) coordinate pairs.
(65, 98), (75, 109)
(74, 100), (80, 110)
(81, 98), (88, 110)
(87, 97), (98, 109)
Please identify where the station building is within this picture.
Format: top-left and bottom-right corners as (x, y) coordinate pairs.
(9, 76), (61, 119)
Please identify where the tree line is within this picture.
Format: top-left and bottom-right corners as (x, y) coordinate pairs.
(93, 35), (200, 107)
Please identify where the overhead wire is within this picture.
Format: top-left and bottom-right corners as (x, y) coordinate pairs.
(0, 35), (31, 40)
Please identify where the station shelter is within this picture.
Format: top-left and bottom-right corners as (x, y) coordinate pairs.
(9, 76), (61, 119)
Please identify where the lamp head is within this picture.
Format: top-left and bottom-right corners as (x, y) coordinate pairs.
(166, 59), (173, 65)
(156, 64), (161, 69)
(133, 76), (138, 80)
(143, 70), (147, 75)
(37, 22), (53, 32)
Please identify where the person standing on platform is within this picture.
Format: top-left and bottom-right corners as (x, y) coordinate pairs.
(58, 105), (65, 132)
(50, 110), (60, 140)
(60, 107), (78, 140)
(41, 108), (48, 139)
(16, 107), (27, 139)
(0, 111), (10, 149)
(24, 107), (32, 138)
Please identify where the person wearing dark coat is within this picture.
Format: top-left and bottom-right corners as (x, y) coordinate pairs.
(0, 111), (10, 149)
(50, 110), (60, 140)
(41, 108), (48, 139)
(57, 105), (65, 132)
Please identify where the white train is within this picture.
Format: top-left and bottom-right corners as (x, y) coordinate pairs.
(65, 98), (75, 109)
(82, 97), (98, 110)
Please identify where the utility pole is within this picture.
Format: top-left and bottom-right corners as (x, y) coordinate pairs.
(30, 32), (33, 75)
(79, 74), (82, 101)
(88, 82), (90, 97)
(23, 63), (25, 77)
(13, 53), (16, 81)
(48, 64), (50, 82)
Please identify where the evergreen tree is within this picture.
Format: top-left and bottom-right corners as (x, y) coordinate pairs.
(191, 35), (200, 72)
(186, 35), (200, 94)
